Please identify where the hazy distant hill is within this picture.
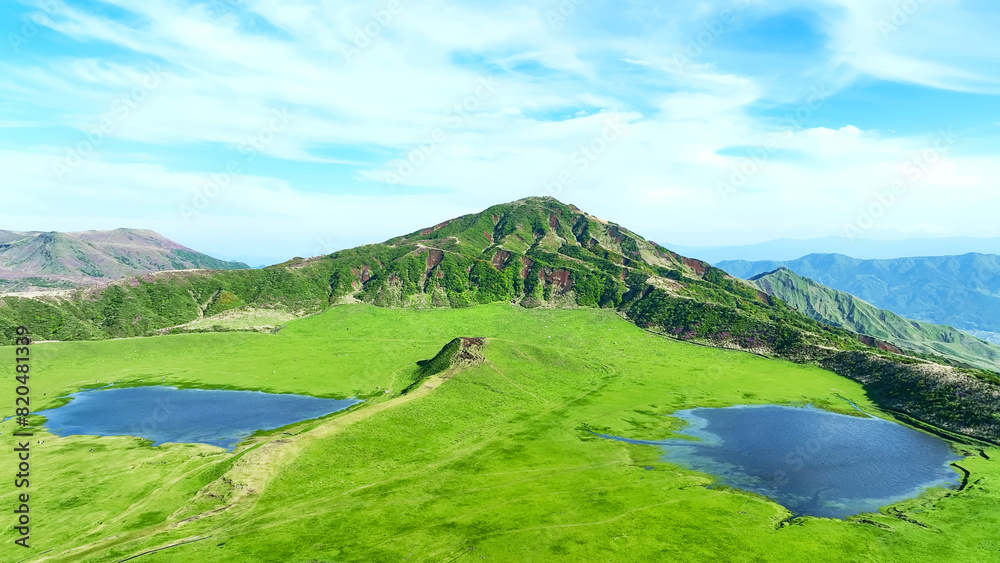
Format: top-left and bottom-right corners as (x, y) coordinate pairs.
(2, 197), (875, 360)
(3, 198), (999, 441)
(668, 236), (1000, 263)
(718, 253), (1000, 344)
(751, 268), (1000, 372)
(0, 228), (249, 292)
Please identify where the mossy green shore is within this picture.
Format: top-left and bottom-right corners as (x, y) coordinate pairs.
(2, 304), (998, 562)
(5, 196), (999, 442)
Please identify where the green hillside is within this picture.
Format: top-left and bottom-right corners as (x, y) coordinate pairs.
(718, 253), (1000, 343)
(2, 197), (999, 442)
(1, 305), (997, 562)
(0, 228), (248, 292)
(750, 268), (1000, 372)
(1, 197), (859, 359)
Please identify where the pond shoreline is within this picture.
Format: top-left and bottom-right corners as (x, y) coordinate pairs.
(599, 403), (964, 520)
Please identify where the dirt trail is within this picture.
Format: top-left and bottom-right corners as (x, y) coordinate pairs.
(485, 358), (542, 400)
(36, 373), (453, 563)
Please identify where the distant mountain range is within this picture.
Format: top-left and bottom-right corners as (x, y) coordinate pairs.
(718, 253), (1000, 345)
(4, 197), (999, 442)
(0, 228), (249, 292)
(668, 236), (1000, 263)
(750, 268), (1000, 372)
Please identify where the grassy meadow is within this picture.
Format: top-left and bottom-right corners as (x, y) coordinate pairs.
(1, 304), (998, 562)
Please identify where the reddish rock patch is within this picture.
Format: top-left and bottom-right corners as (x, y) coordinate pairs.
(520, 256), (533, 278)
(857, 334), (903, 354)
(484, 230), (494, 243)
(661, 248), (681, 261)
(348, 266), (373, 284)
(433, 219), (452, 231)
(682, 257), (709, 276)
(420, 227), (433, 236)
(545, 269), (573, 294)
(492, 249), (511, 269)
(491, 214), (499, 225)
(608, 225), (625, 244)
(877, 341), (903, 353)
(548, 213), (560, 230)
(426, 249), (444, 269)
(756, 290), (772, 305)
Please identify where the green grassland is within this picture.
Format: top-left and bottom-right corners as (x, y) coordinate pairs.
(1, 304), (998, 562)
(170, 307), (299, 333)
(5, 197), (998, 443)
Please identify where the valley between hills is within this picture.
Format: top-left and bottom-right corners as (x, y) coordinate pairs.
(3, 305), (999, 562)
(2, 197), (999, 562)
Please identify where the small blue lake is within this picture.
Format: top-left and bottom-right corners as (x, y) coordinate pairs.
(39, 386), (359, 451)
(603, 405), (962, 519)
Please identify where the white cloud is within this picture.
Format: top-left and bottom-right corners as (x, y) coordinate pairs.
(1, 0), (998, 257)
(799, 0), (1000, 93)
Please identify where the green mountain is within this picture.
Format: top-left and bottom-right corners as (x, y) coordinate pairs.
(2, 197), (999, 442)
(750, 267), (1000, 372)
(0, 228), (249, 292)
(718, 253), (1000, 344)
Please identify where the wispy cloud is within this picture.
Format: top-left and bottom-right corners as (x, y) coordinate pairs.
(1, 0), (998, 261)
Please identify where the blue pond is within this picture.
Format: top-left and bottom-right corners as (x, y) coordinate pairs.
(604, 405), (962, 519)
(39, 386), (359, 451)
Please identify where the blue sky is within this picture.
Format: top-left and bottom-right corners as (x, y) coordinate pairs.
(1, 0), (998, 264)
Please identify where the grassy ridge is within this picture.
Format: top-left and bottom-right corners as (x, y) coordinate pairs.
(0, 264), (335, 342)
(718, 252), (1000, 336)
(3, 197), (999, 441)
(0, 228), (249, 293)
(751, 267), (1000, 372)
(0, 198), (867, 361)
(1, 305), (997, 562)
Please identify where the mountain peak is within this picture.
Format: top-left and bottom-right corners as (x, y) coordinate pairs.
(6, 198), (1000, 443)
(0, 228), (249, 292)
